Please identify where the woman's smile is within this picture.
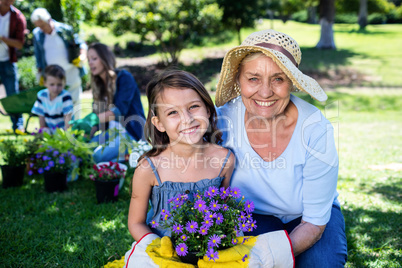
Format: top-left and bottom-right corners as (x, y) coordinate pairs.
(254, 99), (277, 107)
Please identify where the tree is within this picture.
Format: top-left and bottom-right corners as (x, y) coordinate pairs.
(316, 0), (336, 49)
(217, 0), (266, 45)
(102, 0), (223, 65)
(358, 0), (368, 29)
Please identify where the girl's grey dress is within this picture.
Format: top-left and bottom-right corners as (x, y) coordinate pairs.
(145, 151), (232, 237)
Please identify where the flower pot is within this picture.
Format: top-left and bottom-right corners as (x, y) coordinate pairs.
(43, 171), (68, 193)
(1, 165), (25, 188)
(179, 251), (201, 265)
(94, 179), (120, 203)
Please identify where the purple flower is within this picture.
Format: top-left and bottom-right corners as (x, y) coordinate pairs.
(231, 187), (241, 198)
(29, 163), (34, 168)
(194, 199), (207, 212)
(222, 204), (229, 211)
(53, 150), (59, 156)
(180, 234), (188, 241)
(208, 234), (221, 248)
(209, 200), (221, 211)
(175, 243), (188, 257)
(28, 170), (33, 176)
(186, 221), (198, 233)
(249, 220), (257, 231)
(172, 223), (183, 234)
(204, 211), (217, 220)
(48, 161), (54, 167)
(201, 218), (213, 228)
(239, 211), (247, 221)
(244, 200), (255, 213)
(242, 254), (248, 262)
(208, 186), (219, 197)
(206, 247), (219, 261)
(36, 153), (41, 159)
(239, 221), (250, 232)
(219, 187), (229, 199)
(199, 226), (209, 236)
(38, 168), (44, 174)
(45, 166), (51, 171)
(215, 213), (223, 225)
(59, 157), (65, 164)
(232, 238), (238, 245)
(193, 192), (202, 199)
(150, 220), (159, 228)
(71, 155), (76, 161)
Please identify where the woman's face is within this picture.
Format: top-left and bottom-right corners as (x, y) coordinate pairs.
(87, 48), (106, 77)
(238, 54), (292, 120)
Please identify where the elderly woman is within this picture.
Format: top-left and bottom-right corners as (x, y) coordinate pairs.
(215, 29), (347, 267)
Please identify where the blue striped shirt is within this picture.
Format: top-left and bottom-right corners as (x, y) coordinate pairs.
(31, 89), (73, 129)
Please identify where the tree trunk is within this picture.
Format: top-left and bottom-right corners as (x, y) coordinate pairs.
(316, 0), (336, 49)
(358, 0), (368, 30)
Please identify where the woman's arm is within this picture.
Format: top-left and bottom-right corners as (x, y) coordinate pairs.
(97, 110), (115, 123)
(289, 220), (326, 256)
(128, 161), (154, 241)
(0, 36), (24, 49)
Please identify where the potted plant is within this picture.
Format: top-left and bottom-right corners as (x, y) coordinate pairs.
(156, 186), (256, 264)
(0, 138), (27, 188)
(90, 161), (127, 203)
(32, 146), (79, 192)
(39, 128), (95, 181)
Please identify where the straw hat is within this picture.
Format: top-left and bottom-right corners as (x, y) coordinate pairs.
(215, 29), (327, 107)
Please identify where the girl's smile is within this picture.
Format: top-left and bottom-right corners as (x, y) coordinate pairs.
(151, 87), (210, 146)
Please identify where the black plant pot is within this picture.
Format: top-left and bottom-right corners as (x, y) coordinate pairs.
(1, 165), (25, 188)
(179, 251), (201, 265)
(43, 171), (68, 193)
(94, 179), (120, 204)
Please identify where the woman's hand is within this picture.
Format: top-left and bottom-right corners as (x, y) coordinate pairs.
(289, 220), (326, 256)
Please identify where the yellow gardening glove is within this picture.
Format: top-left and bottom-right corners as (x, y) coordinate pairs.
(198, 236), (257, 268)
(124, 234), (194, 268)
(198, 231), (294, 268)
(72, 55), (84, 68)
(146, 236), (195, 268)
(39, 75), (45, 86)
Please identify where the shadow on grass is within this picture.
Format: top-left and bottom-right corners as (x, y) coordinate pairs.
(0, 174), (134, 266)
(343, 203), (401, 267)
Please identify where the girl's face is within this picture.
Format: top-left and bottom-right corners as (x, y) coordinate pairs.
(238, 54), (292, 120)
(87, 48), (106, 77)
(45, 75), (65, 100)
(151, 87), (210, 147)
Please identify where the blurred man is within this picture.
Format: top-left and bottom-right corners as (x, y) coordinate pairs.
(0, 0), (26, 132)
(31, 8), (87, 119)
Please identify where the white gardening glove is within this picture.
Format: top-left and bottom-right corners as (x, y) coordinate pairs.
(124, 233), (160, 268)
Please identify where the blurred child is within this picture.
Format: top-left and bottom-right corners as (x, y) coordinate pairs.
(31, 64), (73, 133)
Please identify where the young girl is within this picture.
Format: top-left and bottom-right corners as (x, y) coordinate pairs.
(127, 69), (235, 242)
(31, 64), (73, 134)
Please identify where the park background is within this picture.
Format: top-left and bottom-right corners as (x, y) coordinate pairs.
(0, 0), (401, 267)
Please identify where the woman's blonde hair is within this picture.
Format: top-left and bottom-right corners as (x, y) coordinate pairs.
(88, 43), (117, 113)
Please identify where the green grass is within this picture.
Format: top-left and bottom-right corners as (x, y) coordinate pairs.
(1, 20), (401, 267)
(1, 91), (401, 267)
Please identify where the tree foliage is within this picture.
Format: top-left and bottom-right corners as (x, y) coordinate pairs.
(95, 0), (223, 65)
(217, 0), (266, 45)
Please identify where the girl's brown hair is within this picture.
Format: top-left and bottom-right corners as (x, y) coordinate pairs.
(88, 43), (117, 113)
(140, 69), (222, 161)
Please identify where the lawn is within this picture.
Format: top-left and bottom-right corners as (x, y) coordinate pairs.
(0, 20), (401, 267)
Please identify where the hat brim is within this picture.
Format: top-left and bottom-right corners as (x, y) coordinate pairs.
(215, 45), (328, 107)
